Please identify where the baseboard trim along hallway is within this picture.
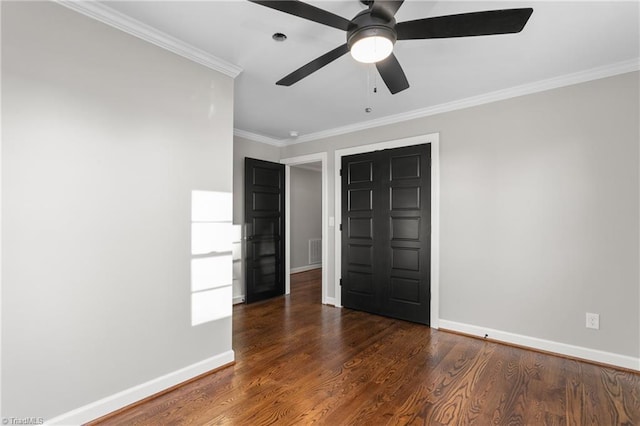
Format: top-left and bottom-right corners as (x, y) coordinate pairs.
(439, 319), (640, 371)
(46, 350), (235, 425)
(290, 264), (322, 274)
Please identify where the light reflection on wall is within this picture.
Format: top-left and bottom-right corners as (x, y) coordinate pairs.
(191, 190), (234, 326)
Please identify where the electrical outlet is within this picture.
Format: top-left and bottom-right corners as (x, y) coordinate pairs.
(586, 312), (599, 330)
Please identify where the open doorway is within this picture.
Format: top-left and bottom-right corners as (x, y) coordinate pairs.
(289, 163), (322, 302)
(289, 163), (322, 273)
(281, 153), (329, 304)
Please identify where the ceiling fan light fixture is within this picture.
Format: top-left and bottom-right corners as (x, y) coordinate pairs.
(347, 24), (396, 64)
(350, 35), (393, 63)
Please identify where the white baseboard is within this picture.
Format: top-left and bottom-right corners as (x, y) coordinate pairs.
(290, 264), (322, 274)
(47, 350), (235, 425)
(233, 296), (245, 305)
(324, 296), (337, 306)
(439, 319), (639, 371)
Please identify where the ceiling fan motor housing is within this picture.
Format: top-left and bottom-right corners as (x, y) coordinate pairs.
(347, 9), (397, 50)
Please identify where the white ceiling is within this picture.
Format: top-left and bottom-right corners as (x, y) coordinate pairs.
(93, 1), (639, 144)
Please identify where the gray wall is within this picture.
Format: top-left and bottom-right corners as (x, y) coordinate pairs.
(2, 2), (234, 419)
(290, 167), (322, 270)
(281, 72), (640, 359)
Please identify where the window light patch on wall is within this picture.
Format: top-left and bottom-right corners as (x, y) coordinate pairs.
(190, 190), (233, 326)
(192, 190), (232, 222)
(192, 287), (232, 326)
(192, 222), (234, 255)
(191, 255), (233, 293)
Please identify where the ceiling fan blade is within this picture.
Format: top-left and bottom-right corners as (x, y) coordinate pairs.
(370, 0), (405, 21)
(277, 44), (350, 86)
(249, 0), (351, 31)
(375, 53), (409, 94)
(396, 8), (533, 40)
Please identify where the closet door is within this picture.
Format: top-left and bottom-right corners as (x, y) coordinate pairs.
(341, 151), (379, 314)
(341, 144), (431, 324)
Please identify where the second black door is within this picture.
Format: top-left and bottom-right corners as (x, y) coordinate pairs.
(244, 157), (285, 303)
(341, 144), (431, 324)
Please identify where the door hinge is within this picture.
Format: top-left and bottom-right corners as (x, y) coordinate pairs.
(340, 168), (343, 176)
(339, 224), (342, 231)
(340, 278), (343, 286)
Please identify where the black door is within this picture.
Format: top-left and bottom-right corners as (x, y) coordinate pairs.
(341, 144), (431, 324)
(244, 158), (285, 303)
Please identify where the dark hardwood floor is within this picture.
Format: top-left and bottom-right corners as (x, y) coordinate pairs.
(92, 269), (640, 425)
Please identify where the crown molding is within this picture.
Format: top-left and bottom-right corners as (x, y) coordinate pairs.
(56, 1), (242, 78)
(58, 0), (636, 147)
(246, 58), (639, 147)
(233, 129), (285, 147)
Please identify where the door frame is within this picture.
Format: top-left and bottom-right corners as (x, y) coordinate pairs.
(334, 133), (440, 328)
(281, 153), (329, 304)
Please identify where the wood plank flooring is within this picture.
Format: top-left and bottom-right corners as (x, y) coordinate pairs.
(91, 269), (640, 425)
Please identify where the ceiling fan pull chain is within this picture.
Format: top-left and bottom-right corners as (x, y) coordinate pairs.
(373, 65), (378, 94)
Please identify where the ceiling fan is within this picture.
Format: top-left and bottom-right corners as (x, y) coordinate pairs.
(249, 0), (533, 94)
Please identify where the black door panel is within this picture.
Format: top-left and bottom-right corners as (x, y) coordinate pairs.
(341, 144), (431, 325)
(245, 158), (285, 303)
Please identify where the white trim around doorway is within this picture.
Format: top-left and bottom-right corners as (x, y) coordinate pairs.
(281, 153), (329, 304)
(334, 133), (440, 328)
